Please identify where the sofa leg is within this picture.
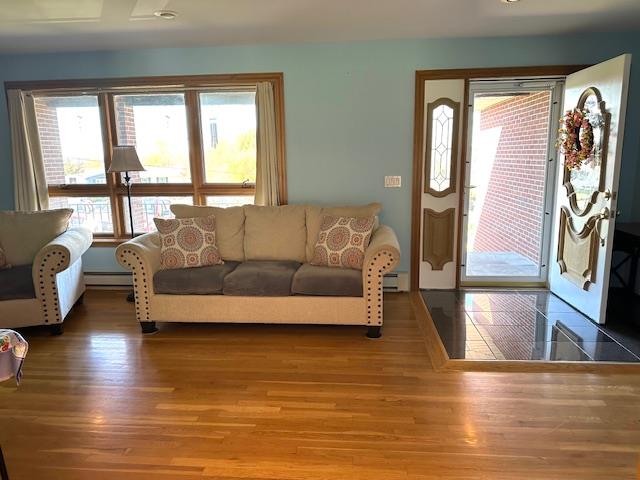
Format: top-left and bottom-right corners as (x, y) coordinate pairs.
(50, 323), (64, 336)
(75, 293), (85, 306)
(140, 321), (158, 335)
(366, 326), (382, 339)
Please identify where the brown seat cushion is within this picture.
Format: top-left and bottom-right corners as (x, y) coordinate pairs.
(153, 262), (239, 295)
(0, 265), (36, 301)
(292, 263), (363, 297)
(223, 261), (301, 296)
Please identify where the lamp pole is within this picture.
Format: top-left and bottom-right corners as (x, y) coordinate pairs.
(124, 171), (135, 239)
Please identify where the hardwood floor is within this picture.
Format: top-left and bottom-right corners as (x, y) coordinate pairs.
(1, 290), (639, 479)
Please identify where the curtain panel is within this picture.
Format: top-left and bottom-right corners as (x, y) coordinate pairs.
(254, 82), (280, 206)
(7, 89), (48, 211)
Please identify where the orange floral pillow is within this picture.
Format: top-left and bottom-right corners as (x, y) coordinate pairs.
(311, 215), (375, 270)
(154, 216), (223, 270)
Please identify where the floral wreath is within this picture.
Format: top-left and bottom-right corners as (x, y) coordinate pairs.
(557, 108), (594, 171)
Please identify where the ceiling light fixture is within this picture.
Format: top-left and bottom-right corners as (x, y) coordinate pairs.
(153, 10), (178, 20)
(501, 0), (520, 3)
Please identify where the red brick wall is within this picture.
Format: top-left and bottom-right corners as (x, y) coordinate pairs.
(34, 97), (65, 185)
(471, 92), (550, 264)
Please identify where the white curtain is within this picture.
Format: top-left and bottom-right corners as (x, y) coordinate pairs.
(254, 82), (280, 206)
(8, 89), (48, 211)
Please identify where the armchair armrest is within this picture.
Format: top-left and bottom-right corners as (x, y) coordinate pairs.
(32, 227), (93, 275)
(116, 233), (162, 323)
(32, 227), (93, 325)
(362, 225), (401, 330)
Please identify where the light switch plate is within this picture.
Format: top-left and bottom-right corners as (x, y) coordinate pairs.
(384, 176), (402, 188)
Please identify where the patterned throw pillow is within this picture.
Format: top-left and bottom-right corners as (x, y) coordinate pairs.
(153, 216), (223, 270)
(311, 215), (375, 270)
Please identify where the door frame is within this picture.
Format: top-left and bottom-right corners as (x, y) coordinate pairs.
(410, 65), (588, 291)
(459, 79), (564, 287)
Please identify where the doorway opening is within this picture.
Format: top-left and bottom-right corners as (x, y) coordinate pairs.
(413, 58), (635, 365)
(460, 80), (563, 286)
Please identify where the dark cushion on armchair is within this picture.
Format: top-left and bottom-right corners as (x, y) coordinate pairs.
(223, 261), (301, 296)
(153, 262), (240, 295)
(0, 265), (36, 301)
(292, 263), (363, 297)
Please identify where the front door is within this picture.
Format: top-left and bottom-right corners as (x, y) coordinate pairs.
(549, 54), (632, 324)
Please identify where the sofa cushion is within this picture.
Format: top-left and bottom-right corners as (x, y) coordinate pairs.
(244, 205), (307, 262)
(153, 261), (239, 295)
(170, 205), (245, 261)
(305, 203), (382, 262)
(223, 261), (301, 296)
(154, 216), (223, 270)
(292, 263), (363, 297)
(0, 265), (36, 301)
(0, 209), (72, 266)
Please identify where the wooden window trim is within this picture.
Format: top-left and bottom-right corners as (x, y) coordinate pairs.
(8, 72), (287, 246)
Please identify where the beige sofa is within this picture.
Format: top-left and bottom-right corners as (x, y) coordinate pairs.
(0, 210), (93, 334)
(116, 203), (400, 337)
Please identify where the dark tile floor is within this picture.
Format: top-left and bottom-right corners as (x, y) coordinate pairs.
(421, 288), (640, 362)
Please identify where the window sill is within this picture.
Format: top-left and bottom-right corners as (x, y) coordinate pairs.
(91, 238), (132, 248)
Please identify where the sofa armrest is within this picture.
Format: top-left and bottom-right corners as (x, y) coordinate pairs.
(364, 225), (401, 272)
(116, 233), (162, 323)
(362, 225), (401, 329)
(32, 227), (93, 324)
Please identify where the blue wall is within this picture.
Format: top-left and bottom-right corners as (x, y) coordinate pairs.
(1, 32), (639, 274)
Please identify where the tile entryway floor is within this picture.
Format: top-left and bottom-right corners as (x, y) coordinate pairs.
(421, 289), (640, 362)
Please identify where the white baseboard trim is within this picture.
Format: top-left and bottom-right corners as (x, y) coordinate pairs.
(84, 272), (132, 287)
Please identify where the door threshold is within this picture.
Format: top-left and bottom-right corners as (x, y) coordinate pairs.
(460, 281), (547, 288)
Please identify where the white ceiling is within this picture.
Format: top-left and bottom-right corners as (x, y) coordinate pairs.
(0, 0), (639, 53)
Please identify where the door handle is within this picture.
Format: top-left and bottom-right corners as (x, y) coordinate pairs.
(464, 185), (478, 189)
(596, 207), (610, 246)
(597, 207), (611, 220)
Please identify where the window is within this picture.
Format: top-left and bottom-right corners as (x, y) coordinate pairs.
(23, 73), (285, 241)
(199, 91), (257, 184)
(113, 93), (191, 184)
(34, 95), (106, 185)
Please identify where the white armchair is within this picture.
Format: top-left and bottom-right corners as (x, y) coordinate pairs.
(0, 227), (92, 334)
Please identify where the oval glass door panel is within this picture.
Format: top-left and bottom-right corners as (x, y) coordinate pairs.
(567, 88), (609, 214)
(425, 98), (459, 197)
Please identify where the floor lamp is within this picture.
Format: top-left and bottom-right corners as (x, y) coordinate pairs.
(108, 146), (145, 303)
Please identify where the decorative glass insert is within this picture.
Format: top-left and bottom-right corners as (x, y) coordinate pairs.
(564, 86), (610, 216)
(425, 98), (459, 197)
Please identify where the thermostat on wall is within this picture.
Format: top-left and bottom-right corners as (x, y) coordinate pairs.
(385, 176), (402, 188)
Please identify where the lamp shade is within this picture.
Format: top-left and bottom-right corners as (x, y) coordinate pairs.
(108, 146), (145, 173)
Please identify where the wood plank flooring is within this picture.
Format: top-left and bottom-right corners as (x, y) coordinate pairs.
(1, 290), (639, 479)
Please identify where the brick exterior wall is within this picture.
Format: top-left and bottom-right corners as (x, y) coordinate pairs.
(471, 92), (551, 264)
(34, 98), (65, 185)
